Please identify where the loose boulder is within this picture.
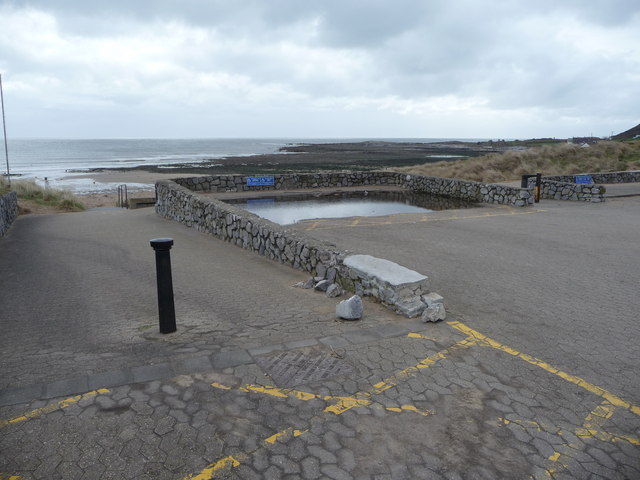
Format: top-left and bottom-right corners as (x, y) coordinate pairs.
(314, 279), (331, 292)
(294, 277), (315, 289)
(326, 283), (343, 298)
(336, 295), (363, 320)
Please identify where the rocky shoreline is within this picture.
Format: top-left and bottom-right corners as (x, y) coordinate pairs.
(70, 140), (541, 176)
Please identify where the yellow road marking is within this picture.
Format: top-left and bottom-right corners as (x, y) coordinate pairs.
(545, 400), (618, 478)
(448, 321), (640, 417)
(498, 417), (547, 433)
(386, 405), (434, 416)
(181, 426), (308, 479)
(303, 208), (546, 231)
(406, 332), (436, 340)
(0, 389), (110, 429)
(264, 428), (307, 445)
(195, 336), (474, 478)
(575, 400), (639, 445)
(213, 383), (433, 417)
(182, 455), (242, 480)
(0, 475), (23, 480)
(209, 382), (231, 390)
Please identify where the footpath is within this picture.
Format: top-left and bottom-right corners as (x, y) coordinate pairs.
(1, 199), (639, 479)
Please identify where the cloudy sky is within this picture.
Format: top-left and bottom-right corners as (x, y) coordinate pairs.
(0, 0), (638, 139)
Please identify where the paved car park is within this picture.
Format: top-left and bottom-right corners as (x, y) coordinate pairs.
(1, 192), (639, 479)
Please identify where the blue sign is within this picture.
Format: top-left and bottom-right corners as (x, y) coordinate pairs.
(574, 175), (594, 184)
(246, 176), (275, 186)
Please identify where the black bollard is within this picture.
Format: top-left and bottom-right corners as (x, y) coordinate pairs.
(150, 238), (177, 333)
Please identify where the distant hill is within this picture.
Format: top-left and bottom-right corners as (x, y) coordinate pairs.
(612, 123), (640, 140)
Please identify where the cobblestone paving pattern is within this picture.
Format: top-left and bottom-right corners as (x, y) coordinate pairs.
(1, 319), (638, 479)
(1, 197), (639, 479)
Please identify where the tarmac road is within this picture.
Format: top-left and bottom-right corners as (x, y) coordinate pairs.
(1, 194), (639, 480)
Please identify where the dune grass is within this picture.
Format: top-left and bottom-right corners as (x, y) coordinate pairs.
(395, 140), (640, 183)
(0, 176), (85, 211)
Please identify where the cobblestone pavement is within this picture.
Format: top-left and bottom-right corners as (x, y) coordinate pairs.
(1, 199), (639, 479)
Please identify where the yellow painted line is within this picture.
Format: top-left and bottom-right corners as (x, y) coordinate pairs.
(303, 208), (546, 231)
(448, 321), (640, 417)
(322, 335), (477, 416)
(574, 400), (640, 445)
(406, 332), (436, 340)
(240, 384), (320, 402)
(216, 383), (432, 417)
(210, 382), (231, 390)
(0, 388), (110, 429)
(497, 417), (546, 433)
(545, 400), (617, 477)
(0, 475), (23, 480)
(182, 455), (243, 480)
(306, 220), (320, 231)
(386, 405), (434, 416)
(193, 334), (477, 478)
(264, 427), (307, 445)
(182, 426), (309, 479)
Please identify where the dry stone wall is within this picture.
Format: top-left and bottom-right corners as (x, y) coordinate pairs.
(543, 170), (640, 184)
(400, 174), (534, 207)
(156, 180), (435, 317)
(524, 170), (640, 203)
(156, 172), (532, 315)
(0, 191), (17, 238)
(175, 171), (533, 207)
(539, 180), (606, 202)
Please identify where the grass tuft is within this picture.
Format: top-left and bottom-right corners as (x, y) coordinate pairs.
(0, 176), (86, 211)
(395, 140), (640, 183)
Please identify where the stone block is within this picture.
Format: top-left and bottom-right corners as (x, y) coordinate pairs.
(326, 283), (342, 298)
(421, 303), (446, 323)
(396, 297), (427, 318)
(422, 292), (444, 306)
(336, 295), (363, 320)
(314, 279), (331, 292)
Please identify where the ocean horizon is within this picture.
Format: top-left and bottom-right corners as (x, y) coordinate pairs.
(1, 137), (487, 193)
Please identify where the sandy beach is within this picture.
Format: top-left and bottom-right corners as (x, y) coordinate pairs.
(70, 170), (195, 208)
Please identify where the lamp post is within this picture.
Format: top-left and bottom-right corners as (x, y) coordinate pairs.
(0, 73), (9, 186)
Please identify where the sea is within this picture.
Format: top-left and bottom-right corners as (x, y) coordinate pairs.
(2, 137), (471, 194)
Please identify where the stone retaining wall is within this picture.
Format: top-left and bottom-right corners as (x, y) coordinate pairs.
(523, 170), (640, 203)
(156, 172), (533, 315)
(543, 170), (640, 184)
(401, 174), (533, 207)
(175, 171), (533, 207)
(533, 179), (606, 203)
(0, 191), (18, 238)
(156, 180), (434, 317)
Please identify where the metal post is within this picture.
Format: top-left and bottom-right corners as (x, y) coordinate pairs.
(521, 173), (542, 203)
(0, 73), (10, 186)
(150, 238), (177, 333)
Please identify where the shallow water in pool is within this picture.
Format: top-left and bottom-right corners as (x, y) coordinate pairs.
(227, 191), (478, 225)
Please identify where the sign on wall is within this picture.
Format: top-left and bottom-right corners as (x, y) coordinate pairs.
(246, 176), (275, 186)
(574, 175), (594, 184)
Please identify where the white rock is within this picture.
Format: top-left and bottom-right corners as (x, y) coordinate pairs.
(421, 292), (444, 306)
(421, 303), (446, 323)
(336, 295), (363, 320)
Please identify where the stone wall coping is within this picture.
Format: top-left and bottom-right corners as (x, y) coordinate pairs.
(344, 254), (428, 287)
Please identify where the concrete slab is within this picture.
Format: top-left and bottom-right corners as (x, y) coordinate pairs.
(343, 254), (427, 286)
